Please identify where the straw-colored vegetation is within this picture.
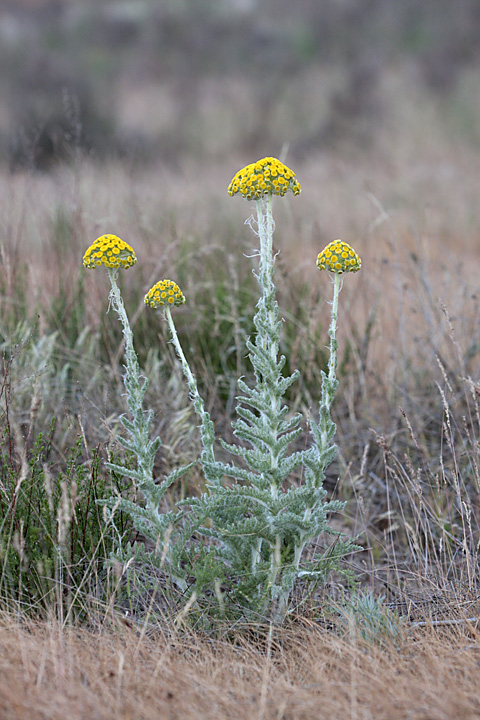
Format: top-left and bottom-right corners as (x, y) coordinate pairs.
(1, 614), (480, 720)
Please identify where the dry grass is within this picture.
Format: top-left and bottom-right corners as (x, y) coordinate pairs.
(0, 613), (479, 720)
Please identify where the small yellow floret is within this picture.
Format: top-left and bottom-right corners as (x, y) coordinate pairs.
(144, 279), (186, 309)
(227, 157), (301, 200)
(316, 240), (361, 275)
(83, 234), (137, 270)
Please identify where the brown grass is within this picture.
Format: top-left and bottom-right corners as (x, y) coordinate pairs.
(0, 614), (479, 720)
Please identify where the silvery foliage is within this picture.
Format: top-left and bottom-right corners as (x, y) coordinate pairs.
(180, 196), (358, 622)
(101, 196), (358, 624)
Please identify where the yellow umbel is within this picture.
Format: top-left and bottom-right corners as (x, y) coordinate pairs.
(316, 240), (361, 275)
(83, 234), (137, 269)
(228, 157), (301, 200)
(144, 279), (185, 308)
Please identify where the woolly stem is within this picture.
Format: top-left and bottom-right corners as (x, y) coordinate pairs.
(317, 272), (342, 453)
(108, 268), (139, 387)
(107, 268), (152, 480)
(164, 306), (216, 469)
(327, 272), (341, 393)
(255, 194), (285, 617)
(255, 194), (282, 486)
(256, 195), (274, 295)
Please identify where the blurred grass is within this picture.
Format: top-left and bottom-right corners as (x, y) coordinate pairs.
(2, 0), (480, 166)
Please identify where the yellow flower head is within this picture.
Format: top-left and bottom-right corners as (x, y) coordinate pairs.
(228, 157), (301, 200)
(144, 279), (185, 309)
(83, 234), (137, 270)
(316, 240), (361, 275)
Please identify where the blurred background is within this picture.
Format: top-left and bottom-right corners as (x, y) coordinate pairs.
(2, 0), (480, 457)
(2, 0), (480, 170)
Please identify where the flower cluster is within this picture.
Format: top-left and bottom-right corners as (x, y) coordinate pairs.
(83, 234), (137, 269)
(316, 240), (361, 275)
(228, 157), (301, 200)
(144, 279), (185, 309)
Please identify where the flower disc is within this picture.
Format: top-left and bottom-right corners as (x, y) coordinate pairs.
(144, 279), (185, 308)
(83, 234), (137, 269)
